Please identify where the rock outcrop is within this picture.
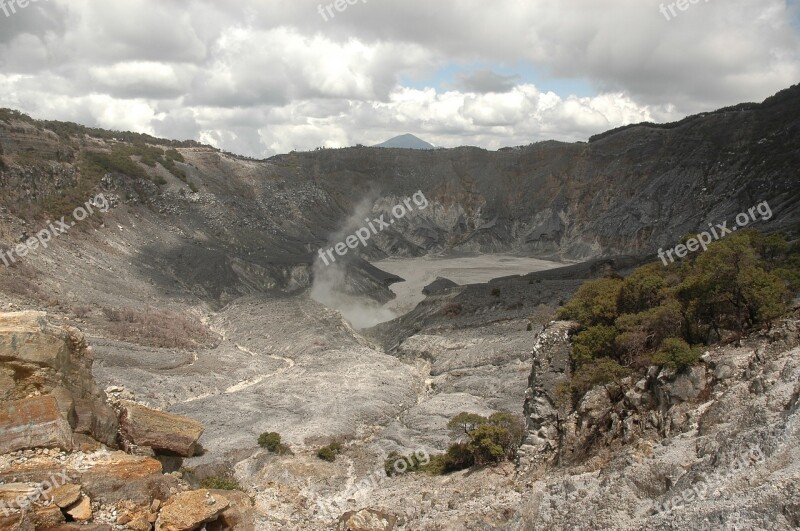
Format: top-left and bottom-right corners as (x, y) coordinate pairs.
(517, 320), (579, 473)
(0, 312), (255, 530)
(0, 311), (117, 447)
(118, 401), (204, 457)
(515, 316), (800, 529)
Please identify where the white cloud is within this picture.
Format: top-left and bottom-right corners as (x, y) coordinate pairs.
(0, 0), (796, 157)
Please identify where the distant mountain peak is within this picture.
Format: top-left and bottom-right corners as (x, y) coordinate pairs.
(373, 133), (434, 150)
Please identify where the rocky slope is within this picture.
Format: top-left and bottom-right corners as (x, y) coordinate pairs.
(514, 313), (800, 530)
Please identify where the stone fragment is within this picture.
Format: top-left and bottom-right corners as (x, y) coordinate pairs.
(78, 452), (170, 504)
(206, 490), (255, 530)
(65, 495), (92, 521)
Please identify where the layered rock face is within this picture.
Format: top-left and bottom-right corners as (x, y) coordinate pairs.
(0, 312), (253, 530)
(0, 395), (74, 453)
(0, 311), (116, 448)
(517, 316), (800, 529)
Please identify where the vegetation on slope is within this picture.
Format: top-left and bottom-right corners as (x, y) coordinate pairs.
(389, 411), (525, 476)
(557, 230), (798, 402)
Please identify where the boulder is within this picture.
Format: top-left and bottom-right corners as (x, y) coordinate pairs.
(119, 401), (204, 457)
(0, 395), (73, 453)
(0, 312), (116, 447)
(337, 508), (398, 531)
(50, 483), (82, 508)
(155, 490), (230, 531)
(206, 490), (256, 531)
(65, 495), (92, 521)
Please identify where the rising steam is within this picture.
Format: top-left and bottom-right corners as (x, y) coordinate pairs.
(310, 196), (398, 329)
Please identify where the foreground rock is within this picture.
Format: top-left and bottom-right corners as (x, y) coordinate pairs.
(119, 401), (204, 457)
(78, 451), (170, 504)
(0, 395), (73, 453)
(155, 489), (230, 531)
(0, 312), (254, 530)
(65, 495), (93, 521)
(50, 483), (82, 508)
(0, 311), (118, 447)
(206, 489), (256, 531)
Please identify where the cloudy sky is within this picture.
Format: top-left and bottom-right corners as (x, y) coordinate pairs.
(0, 0), (798, 157)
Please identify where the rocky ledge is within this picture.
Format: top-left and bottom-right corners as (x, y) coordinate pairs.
(0, 312), (254, 530)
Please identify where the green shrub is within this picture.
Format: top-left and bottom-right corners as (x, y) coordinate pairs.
(258, 432), (282, 451)
(617, 263), (669, 314)
(165, 148), (185, 162)
(677, 232), (790, 338)
(567, 358), (630, 398)
(557, 231), (795, 401)
(571, 325), (619, 366)
(556, 277), (623, 326)
(317, 442), (342, 462)
(650, 338), (702, 371)
(490, 287), (501, 297)
(448, 412), (488, 437)
(384, 450), (430, 476)
(435, 411), (524, 473)
(614, 299), (683, 363)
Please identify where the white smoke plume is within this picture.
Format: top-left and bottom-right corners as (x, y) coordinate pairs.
(310, 195), (398, 329)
